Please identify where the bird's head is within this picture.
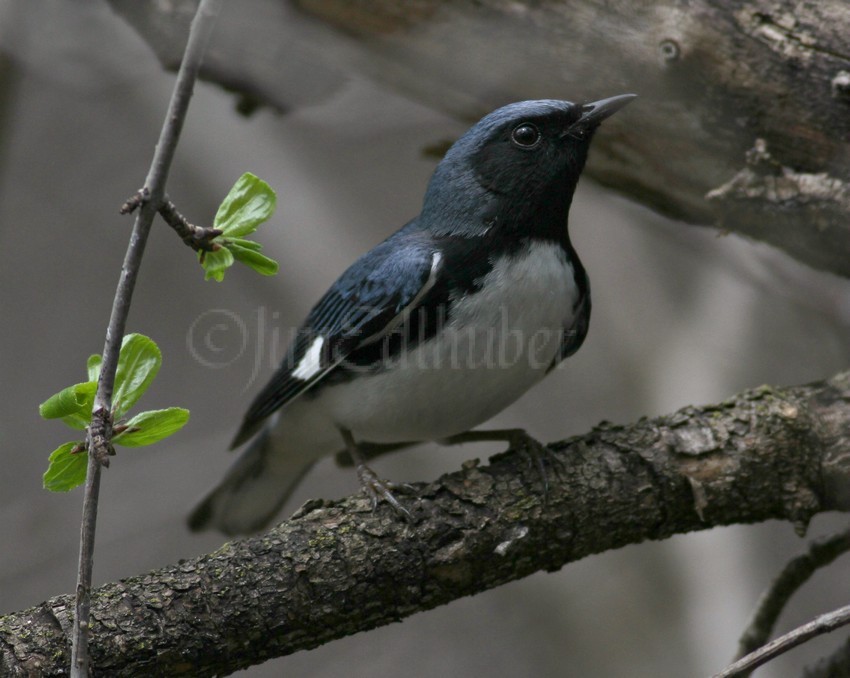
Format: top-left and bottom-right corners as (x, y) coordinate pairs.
(423, 95), (635, 238)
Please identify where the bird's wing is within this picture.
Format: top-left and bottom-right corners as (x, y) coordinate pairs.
(230, 232), (442, 448)
(548, 283), (591, 372)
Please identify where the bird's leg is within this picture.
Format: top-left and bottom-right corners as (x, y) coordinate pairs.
(333, 440), (414, 468)
(440, 428), (562, 499)
(339, 428), (413, 521)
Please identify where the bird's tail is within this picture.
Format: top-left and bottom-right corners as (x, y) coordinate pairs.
(187, 427), (316, 536)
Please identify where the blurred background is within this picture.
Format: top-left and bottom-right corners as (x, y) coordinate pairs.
(1, 2), (849, 676)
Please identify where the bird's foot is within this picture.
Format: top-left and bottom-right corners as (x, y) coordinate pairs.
(442, 428), (562, 501)
(354, 462), (414, 521)
(340, 428), (414, 521)
(507, 429), (564, 500)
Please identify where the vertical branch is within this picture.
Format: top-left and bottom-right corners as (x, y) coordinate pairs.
(70, 1), (224, 675)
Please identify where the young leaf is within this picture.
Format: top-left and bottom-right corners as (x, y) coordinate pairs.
(226, 242), (279, 276)
(113, 408), (190, 447)
(227, 237), (263, 251)
(39, 381), (96, 430)
(87, 354), (102, 382)
(214, 172), (276, 238)
(200, 246), (235, 282)
(113, 334), (161, 417)
(43, 441), (88, 492)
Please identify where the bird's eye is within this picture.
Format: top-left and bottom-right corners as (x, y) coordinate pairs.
(511, 123), (541, 149)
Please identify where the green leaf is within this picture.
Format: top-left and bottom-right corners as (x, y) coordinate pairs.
(87, 354), (102, 382)
(200, 246), (235, 282)
(113, 408), (190, 447)
(226, 242), (279, 276)
(227, 237), (263, 251)
(43, 441), (88, 492)
(213, 173), (276, 238)
(113, 334), (161, 417)
(39, 381), (96, 430)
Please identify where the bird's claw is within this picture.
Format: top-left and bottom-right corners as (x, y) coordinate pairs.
(505, 429), (563, 501)
(355, 462), (414, 521)
(442, 428), (562, 501)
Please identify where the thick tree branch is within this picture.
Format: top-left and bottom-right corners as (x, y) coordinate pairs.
(109, 0), (850, 277)
(1, 373), (849, 676)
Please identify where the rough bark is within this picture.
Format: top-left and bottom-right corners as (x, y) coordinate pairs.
(108, 0), (850, 277)
(2, 373), (849, 677)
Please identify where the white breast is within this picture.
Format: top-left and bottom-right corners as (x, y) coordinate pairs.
(313, 241), (579, 443)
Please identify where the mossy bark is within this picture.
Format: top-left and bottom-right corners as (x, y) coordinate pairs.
(2, 373), (849, 676)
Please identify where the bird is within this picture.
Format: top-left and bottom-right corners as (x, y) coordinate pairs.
(189, 94), (636, 535)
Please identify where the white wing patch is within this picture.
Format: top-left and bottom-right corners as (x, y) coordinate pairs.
(292, 335), (325, 381)
(404, 251), (442, 314)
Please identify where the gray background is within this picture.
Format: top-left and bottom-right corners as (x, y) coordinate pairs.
(1, 2), (850, 676)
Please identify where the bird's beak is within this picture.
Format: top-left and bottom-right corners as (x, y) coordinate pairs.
(569, 93), (637, 133)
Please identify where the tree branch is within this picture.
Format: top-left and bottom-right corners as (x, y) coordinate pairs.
(713, 604), (850, 678)
(156, 196), (223, 253)
(108, 0), (850, 277)
(733, 527), (850, 672)
(121, 192), (223, 253)
(2, 373), (849, 676)
(70, 1), (222, 674)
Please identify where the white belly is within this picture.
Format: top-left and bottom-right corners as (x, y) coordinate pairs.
(316, 241), (579, 442)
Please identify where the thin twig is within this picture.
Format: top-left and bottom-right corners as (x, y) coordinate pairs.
(118, 188), (148, 215)
(734, 527), (850, 669)
(121, 191), (223, 254)
(158, 196), (223, 253)
(712, 604), (850, 678)
(69, 1), (223, 676)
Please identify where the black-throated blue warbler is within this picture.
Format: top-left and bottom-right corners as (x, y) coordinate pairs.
(190, 94), (636, 535)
